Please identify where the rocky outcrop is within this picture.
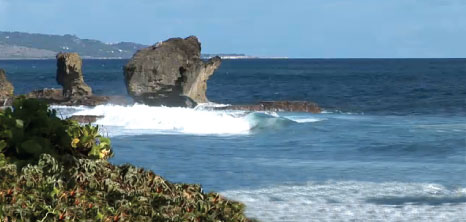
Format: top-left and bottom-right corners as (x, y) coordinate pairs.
(25, 88), (114, 106)
(216, 101), (322, 113)
(124, 36), (221, 107)
(56, 52), (92, 98)
(0, 69), (14, 105)
(22, 53), (115, 106)
(22, 52), (133, 107)
(67, 115), (104, 123)
(25, 88), (63, 102)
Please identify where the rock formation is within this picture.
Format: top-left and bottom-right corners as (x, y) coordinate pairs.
(123, 36), (221, 107)
(67, 115), (104, 123)
(25, 88), (63, 102)
(215, 101), (322, 113)
(25, 88), (112, 106)
(0, 69), (14, 104)
(56, 52), (92, 98)
(24, 53), (117, 106)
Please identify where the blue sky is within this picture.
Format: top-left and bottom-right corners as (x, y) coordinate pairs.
(0, 0), (465, 58)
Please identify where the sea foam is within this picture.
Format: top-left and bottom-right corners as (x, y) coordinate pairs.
(69, 104), (251, 135)
(222, 181), (466, 222)
(53, 104), (314, 136)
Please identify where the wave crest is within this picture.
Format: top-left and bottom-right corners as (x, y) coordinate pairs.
(59, 104), (304, 135)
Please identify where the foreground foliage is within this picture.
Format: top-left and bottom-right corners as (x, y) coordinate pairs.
(0, 98), (253, 221)
(0, 97), (112, 168)
(0, 154), (251, 221)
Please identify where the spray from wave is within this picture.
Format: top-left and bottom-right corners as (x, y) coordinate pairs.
(51, 104), (323, 136)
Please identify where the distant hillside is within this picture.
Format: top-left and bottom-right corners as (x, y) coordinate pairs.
(0, 31), (147, 59)
(0, 31), (252, 59)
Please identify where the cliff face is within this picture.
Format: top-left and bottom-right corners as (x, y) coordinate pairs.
(123, 36), (222, 107)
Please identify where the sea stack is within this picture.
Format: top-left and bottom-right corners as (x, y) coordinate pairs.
(123, 36), (221, 107)
(56, 52), (92, 98)
(0, 69), (14, 104)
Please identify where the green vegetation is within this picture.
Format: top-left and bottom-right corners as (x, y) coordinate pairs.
(0, 97), (112, 168)
(0, 98), (253, 221)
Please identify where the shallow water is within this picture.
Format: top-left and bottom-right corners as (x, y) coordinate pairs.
(3, 58), (466, 221)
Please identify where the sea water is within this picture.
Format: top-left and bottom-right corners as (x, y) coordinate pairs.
(1, 59), (466, 221)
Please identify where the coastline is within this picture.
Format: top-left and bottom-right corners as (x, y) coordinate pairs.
(0, 57), (290, 60)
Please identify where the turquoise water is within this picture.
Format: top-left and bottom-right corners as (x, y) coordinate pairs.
(1, 59), (466, 221)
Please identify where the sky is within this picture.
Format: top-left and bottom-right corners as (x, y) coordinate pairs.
(0, 0), (465, 58)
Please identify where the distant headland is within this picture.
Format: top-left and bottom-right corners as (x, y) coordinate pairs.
(0, 31), (271, 59)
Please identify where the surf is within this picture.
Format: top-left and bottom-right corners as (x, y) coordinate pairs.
(53, 104), (317, 136)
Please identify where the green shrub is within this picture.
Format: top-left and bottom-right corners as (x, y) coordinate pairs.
(0, 98), (255, 221)
(0, 154), (253, 221)
(0, 97), (112, 168)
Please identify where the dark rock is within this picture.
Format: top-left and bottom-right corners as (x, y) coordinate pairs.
(25, 88), (112, 106)
(124, 36), (221, 107)
(58, 95), (111, 106)
(25, 88), (63, 102)
(56, 52), (92, 98)
(67, 115), (104, 123)
(216, 101), (322, 113)
(137, 93), (197, 108)
(0, 68), (14, 105)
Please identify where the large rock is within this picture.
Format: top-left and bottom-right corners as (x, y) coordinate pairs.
(0, 69), (14, 104)
(123, 36), (221, 107)
(56, 52), (92, 98)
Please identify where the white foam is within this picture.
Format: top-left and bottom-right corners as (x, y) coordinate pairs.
(53, 104), (323, 136)
(322, 109), (364, 115)
(69, 104), (252, 135)
(284, 116), (325, 123)
(195, 102), (231, 109)
(51, 105), (89, 118)
(222, 181), (466, 222)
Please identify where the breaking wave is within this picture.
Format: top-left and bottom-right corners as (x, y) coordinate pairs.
(53, 104), (321, 136)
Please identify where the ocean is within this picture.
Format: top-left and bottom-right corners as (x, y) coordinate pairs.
(1, 58), (466, 221)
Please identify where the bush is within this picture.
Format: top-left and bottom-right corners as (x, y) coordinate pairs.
(0, 154), (252, 221)
(0, 97), (112, 168)
(0, 98), (254, 221)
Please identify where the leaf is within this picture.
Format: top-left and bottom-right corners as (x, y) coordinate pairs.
(15, 119), (24, 128)
(88, 145), (101, 158)
(0, 153), (6, 167)
(99, 137), (111, 145)
(96, 209), (104, 220)
(50, 186), (60, 198)
(19, 139), (43, 156)
(0, 140), (6, 152)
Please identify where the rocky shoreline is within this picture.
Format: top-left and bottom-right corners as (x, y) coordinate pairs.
(0, 35), (321, 220)
(0, 35), (321, 114)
